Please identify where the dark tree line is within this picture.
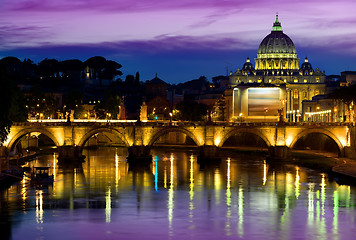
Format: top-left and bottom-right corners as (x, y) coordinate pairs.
(174, 100), (208, 121)
(0, 64), (27, 143)
(0, 56), (122, 87)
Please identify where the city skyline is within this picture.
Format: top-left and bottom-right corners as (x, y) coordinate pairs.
(1, 0), (356, 83)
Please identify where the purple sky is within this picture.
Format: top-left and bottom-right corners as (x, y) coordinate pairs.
(1, 0), (356, 83)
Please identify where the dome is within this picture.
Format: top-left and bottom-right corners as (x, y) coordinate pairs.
(300, 57), (313, 75)
(242, 58), (254, 70)
(257, 15), (296, 55)
(300, 57), (313, 71)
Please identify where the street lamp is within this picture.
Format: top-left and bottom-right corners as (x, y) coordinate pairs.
(334, 108), (338, 122)
(264, 108), (268, 122)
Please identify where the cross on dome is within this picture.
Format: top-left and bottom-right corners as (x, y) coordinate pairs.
(272, 14), (282, 31)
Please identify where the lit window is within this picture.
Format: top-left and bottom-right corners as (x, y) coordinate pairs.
(248, 80), (252, 83)
(257, 79), (262, 83)
(284, 79), (287, 83)
(294, 79), (298, 83)
(304, 79), (307, 83)
(269, 79), (272, 83)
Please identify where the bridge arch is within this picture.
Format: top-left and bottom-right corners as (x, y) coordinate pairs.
(148, 127), (201, 147)
(218, 128), (272, 148)
(7, 128), (60, 151)
(78, 127), (130, 148)
(289, 129), (344, 155)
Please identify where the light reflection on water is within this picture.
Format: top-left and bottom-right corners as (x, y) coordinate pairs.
(1, 147), (356, 240)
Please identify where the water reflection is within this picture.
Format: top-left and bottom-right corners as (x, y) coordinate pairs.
(1, 148), (356, 240)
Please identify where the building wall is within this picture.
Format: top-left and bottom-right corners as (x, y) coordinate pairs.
(229, 73), (327, 122)
(232, 85), (286, 122)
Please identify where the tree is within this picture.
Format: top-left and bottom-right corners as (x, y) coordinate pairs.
(135, 72), (140, 83)
(37, 58), (60, 78)
(214, 95), (226, 121)
(94, 91), (123, 119)
(329, 85), (356, 105)
(60, 59), (83, 72)
(102, 60), (122, 80)
(0, 56), (21, 66)
(0, 57), (36, 84)
(60, 59), (84, 86)
(125, 74), (136, 85)
(84, 56), (122, 81)
(329, 85), (356, 121)
(0, 65), (27, 143)
(175, 100), (208, 121)
(63, 90), (84, 119)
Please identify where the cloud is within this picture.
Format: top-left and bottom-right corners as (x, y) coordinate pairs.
(0, 24), (50, 49)
(5, 0), (271, 13)
(101, 34), (250, 53)
(1, 0), (356, 61)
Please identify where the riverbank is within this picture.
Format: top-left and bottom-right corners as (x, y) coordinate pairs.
(0, 151), (38, 189)
(222, 147), (356, 184)
(291, 150), (356, 185)
(291, 151), (343, 172)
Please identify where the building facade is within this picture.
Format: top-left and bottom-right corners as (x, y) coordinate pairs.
(229, 15), (327, 122)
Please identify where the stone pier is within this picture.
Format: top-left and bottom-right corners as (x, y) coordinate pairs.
(57, 146), (85, 162)
(197, 145), (221, 164)
(268, 146), (291, 161)
(127, 146), (152, 164)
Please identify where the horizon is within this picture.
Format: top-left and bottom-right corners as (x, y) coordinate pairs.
(1, 0), (356, 83)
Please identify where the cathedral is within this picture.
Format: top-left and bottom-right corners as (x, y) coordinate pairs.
(229, 15), (326, 122)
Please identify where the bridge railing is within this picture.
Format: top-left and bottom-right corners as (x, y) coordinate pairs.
(12, 120), (353, 127)
(212, 121), (352, 127)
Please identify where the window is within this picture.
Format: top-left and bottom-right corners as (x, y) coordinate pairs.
(294, 79), (298, 83)
(304, 79), (307, 83)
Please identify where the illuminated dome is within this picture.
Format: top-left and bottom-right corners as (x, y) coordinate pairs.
(257, 20), (296, 55)
(242, 58), (254, 70)
(300, 57), (313, 71)
(300, 57), (314, 75)
(255, 15), (299, 71)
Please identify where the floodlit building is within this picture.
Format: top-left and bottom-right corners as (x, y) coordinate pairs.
(229, 15), (327, 122)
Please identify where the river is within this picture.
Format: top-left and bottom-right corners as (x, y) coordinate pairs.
(1, 147), (356, 240)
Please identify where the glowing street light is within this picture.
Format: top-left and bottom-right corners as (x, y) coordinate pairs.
(169, 112), (173, 124)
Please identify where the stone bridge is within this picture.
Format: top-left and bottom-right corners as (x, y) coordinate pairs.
(2, 121), (355, 162)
